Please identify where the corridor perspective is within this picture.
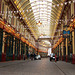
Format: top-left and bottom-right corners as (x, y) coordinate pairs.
(0, 0), (75, 75)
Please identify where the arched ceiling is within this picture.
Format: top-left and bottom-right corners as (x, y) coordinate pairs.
(13, 0), (65, 51)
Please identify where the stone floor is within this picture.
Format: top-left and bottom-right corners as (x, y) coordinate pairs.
(0, 58), (75, 75)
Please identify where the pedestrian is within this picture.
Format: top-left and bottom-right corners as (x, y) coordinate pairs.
(30, 53), (33, 60)
(33, 53), (36, 60)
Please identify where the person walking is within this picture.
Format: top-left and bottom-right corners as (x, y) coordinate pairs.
(30, 53), (33, 60)
(33, 53), (36, 60)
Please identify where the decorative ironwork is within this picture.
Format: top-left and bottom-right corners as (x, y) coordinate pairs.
(63, 25), (70, 38)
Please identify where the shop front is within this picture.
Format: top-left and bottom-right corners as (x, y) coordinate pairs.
(21, 42), (25, 59)
(4, 32), (13, 61)
(15, 38), (20, 60)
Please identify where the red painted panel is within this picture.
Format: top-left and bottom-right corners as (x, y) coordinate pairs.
(1, 53), (6, 62)
(59, 56), (61, 60)
(72, 54), (75, 64)
(19, 55), (21, 60)
(62, 56), (64, 61)
(66, 55), (68, 62)
(13, 54), (15, 60)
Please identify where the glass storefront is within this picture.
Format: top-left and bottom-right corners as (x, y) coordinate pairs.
(63, 38), (66, 61)
(15, 38), (20, 60)
(21, 42), (25, 59)
(4, 32), (13, 61)
(26, 44), (28, 58)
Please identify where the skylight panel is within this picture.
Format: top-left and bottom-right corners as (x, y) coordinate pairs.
(30, 0), (52, 36)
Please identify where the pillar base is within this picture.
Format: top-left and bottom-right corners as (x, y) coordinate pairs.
(72, 54), (75, 64)
(62, 56), (64, 61)
(25, 55), (27, 59)
(22, 55), (23, 59)
(59, 56), (61, 60)
(66, 55), (68, 62)
(1, 53), (6, 62)
(13, 54), (15, 60)
(19, 55), (21, 60)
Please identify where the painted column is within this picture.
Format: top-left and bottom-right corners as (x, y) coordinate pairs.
(66, 38), (68, 62)
(71, 3), (74, 63)
(25, 44), (26, 55)
(59, 44), (61, 60)
(12, 37), (15, 60)
(71, 2), (74, 16)
(72, 29), (75, 64)
(23, 43), (26, 60)
(62, 42), (64, 61)
(25, 44), (27, 59)
(58, 45), (59, 57)
(19, 41), (21, 60)
(2, 32), (6, 61)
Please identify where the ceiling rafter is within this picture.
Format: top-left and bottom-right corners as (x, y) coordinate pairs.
(17, 0), (27, 9)
(26, 9), (61, 22)
(26, 8), (60, 18)
(27, 16), (56, 24)
(14, 0), (22, 6)
(13, 0), (65, 45)
(16, 0), (63, 15)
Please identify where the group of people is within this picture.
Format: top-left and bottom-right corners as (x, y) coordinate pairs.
(23, 53), (36, 60)
(30, 53), (36, 60)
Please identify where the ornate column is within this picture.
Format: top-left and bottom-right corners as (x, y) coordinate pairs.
(19, 41), (21, 60)
(72, 29), (75, 64)
(59, 44), (61, 60)
(66, 37), (68, 62)
(25, 44), (26, 55)
(12, 37), (15, 60)
(2, 31), (6, 61)
(25, 44), (27, 59)
(71, 2), (74, 16)
(24, 43), (26, 59)
(61, 42), (64, 61)
(57, 45), (59, 57)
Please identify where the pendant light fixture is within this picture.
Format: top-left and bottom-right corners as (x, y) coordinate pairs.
(36, 0), (42, 26)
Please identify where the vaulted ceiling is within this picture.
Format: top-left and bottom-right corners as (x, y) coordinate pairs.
(13, 0), (65, 50)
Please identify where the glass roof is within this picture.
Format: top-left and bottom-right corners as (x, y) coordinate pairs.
(30, 0), (52, 37)
(13, 0), (64, 39)
(13, 0), (65, 51)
